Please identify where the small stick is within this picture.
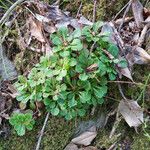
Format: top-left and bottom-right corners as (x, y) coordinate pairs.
(53, 0), (61, 5)
(35, 112), (50, 150)
(92, 0), (97, 23)
(0, 0), (25, 25)
(113, 0), (132, 21)
(109, 111), (122, 138)
(76, 2), (82, 18)
(117, 82), (127, 100)
(118, 0), (132, 31)
(138, 24), (149, 47)
(108, 80), (143, 86)
(107, 142), (117, 150)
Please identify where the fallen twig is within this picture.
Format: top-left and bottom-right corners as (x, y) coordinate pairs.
(109, 111), (122, 139)
(76, 2), (82, 18)
(0, 0), (25, 25)
(108, 80), (143, 86)
(107, 142), (117, 150)
(113, 0), (132, 21)
(117, 82), (127, 100)
(138, 24), (150, 47)
(35, 112), (50, 150)
(118, 0), (132, 31)
(92, 0), (97, 23)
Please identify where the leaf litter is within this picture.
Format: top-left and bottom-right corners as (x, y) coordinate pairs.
(0, 0), (150, 149)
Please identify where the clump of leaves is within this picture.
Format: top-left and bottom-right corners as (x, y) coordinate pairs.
(9, 112), (35, 136)
(12, 21), (126, 134)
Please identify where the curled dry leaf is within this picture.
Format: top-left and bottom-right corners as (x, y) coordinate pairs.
(118, 100), (143, 127)
(126, 46), (150, 65)
(117, 67), (133, 81)
(71, 126), (97, 146)
(132, 0), (144, 28)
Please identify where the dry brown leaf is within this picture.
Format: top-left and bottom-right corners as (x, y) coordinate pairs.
(7, 84), (18, 98)
(78, 16), (93, 26)
(29, 16), (45, 43)
(118, 100), (143, 127)
(64, 143), (78, 150)
(117, 67), (133, 81)
(71, 126), (97, 146)
(126, 46), (150, 65)
(132, 0), (144, 28)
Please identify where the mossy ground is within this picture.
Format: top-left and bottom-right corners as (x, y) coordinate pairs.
(0, 117), (75, 150)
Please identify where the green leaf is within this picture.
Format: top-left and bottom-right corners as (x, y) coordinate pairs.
(75, 64), (83, 73)
(59, 51), (70, 57)
(52, 70), (60, 75)
(79, 91), (91, 103)
(60, 84), (67, 91)
(51, 36), (62, 45)
(69, 58), (77, 66)
(93, 21), (103, 33)
(72, 28), (82, 38)
(97, 98), (104, 104)
(108, 73), (116, 80)
(16, 94), (30, 103)
(26, 121), (34, 131)
(107, 44), (119, 57)
(15, 125), (25, 136)
(98, 61), (107, 76)
(53, 46), (62, 52)
(60, 70), (67, 77)
(77, 109), (86, 117)
(65, 112), (72, 120)
(94, 86), (107, 99)
(82, 26), (91, 35)
(70, 39), (83, 51)
(58, 27), (68, 39)
(51, 107), (60, 116)
(79, 73), (88, 81)
(68, 97), (77, 108)
(118, 59), (128, 68)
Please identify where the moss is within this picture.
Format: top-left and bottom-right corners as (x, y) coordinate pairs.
(0, 117), (75, 150)
(132, 134), (150, 150)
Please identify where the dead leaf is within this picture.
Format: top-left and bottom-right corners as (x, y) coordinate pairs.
(126, 46), (150, 65)
(132, 0), (144, 28)
(64, 143), (78, 150)
(7, 84), (18, 98)
(28, 16), (45, 43)
(118, 100), (143, 127)
(117, 67), (133, 81)
(71, 126), (97, 146)
(78, 16), (93, 26)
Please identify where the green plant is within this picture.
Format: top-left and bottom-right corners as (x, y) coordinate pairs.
(9, 112), (35, 136)
(14, 22), (126, 121)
